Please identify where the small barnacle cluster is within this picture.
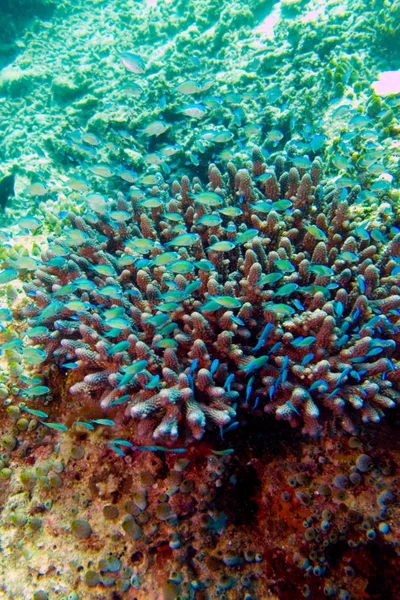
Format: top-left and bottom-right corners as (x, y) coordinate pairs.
(0, 419), (268, 598)
(255, 429), (399, 599)
(16, 147), (399, 442)
(0, 388), (398, 600)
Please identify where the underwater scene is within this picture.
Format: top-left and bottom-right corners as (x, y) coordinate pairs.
(0, 0), (399, 598)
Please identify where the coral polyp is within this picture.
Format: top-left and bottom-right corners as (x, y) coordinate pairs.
(19, 152), (399, 442)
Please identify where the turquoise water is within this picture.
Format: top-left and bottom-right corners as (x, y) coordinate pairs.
(0, 1), (399, 599)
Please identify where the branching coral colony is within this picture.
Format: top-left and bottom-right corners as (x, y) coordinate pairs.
(17, 149), (399, 442)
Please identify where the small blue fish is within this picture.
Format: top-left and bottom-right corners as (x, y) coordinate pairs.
(336, 368), (351, 386)
(350, 370), (361, 381)
(117, 372), (134, 388)
(285, 401), (300, 416)
(0, 269), (18, 284)
(123, 360), (148, 375)
(349, 356), (366, 363)
(40, 421), (67, 431)
(74, 421), (95, 430)
(356, 275), (366, 294)
(159, 323), (179, 337)
(281, 355), (289, 371)
(241, 355), (269, 375)
(189, 358), (199, 375)
(0, 339), (23, 352)
(306, 225), (327, 241)
(108, 443), (126, 457)
(308, 265), (334, 278)
(266, 86), (281, 102)
(144, 314), (170, 328)
(24, 385), (50, 397)
(338, 251), (358, 263)
(275, 258), (295, 272)
(134, 445), (186, 453)
(235, 229), (258, 245)
(144, 375), (160, 390)
(20, 376), (42, 385)
(341, 321), (350, 334)
(180, 103), (207, 119)
(0, 308), (12, 321)
(184, 281), (203, 295)
(386, 359), (395, 371)
(259, 272), (283, 285)
(109, 341), (130, 355)
(91, 419), (115, 426)
(187, 373), (194, 392)
(252, 323), (274, 352)
(246, 376), (254, 402)
(274, 283), (299, 297)
(292, 299), (305, 311)
(210, 359), (219, 376)
(333, 301), (344, 318)
(309, 380), (329, 392)
(301, 285), (331, 298)
(110, 394), (130, 406)
(301, 353), (314, 366)
(353, 225), (370, 240)
(269, 385), (275, 400)
(310, 134), (327, 153)
(231, 316), (245, 326)
(112, 440), (133, 447)
(269, 342), (282, 354)
(223, 421), (239, 434)
(47, 257), (67, 268)
(370, 228), (387, 243)
(291, 336), (316, 348)
(365, 347), (384, 358)
(365, 315), (383, 328)
(224, 374), (235, 392)
(293, 156), (311, 169)
(119, 51), (146, 74)
(335, 334), (350, 348)
(22, 407), (48, 418)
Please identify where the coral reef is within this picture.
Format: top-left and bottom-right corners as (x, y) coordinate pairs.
(0, 0), (399, 598)
(16, 151), (400, 442)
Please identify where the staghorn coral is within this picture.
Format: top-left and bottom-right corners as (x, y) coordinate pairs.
(16, 149), (400, 443)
